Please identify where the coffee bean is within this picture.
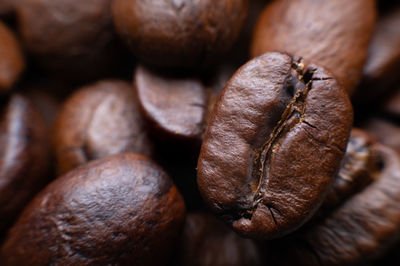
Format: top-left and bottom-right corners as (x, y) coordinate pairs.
(16, 0), (128, 83)
(134, 64), (237, 143)
(354, 6), (400, 104)
(134, 65), (207, 141)
(251, 0), (376, 94)
(112, 0), (249, 68)
(178, 213), (262, 266)
(197, 52), (353, 239)
(0, 21), (24, 92)
(0, 94), (49, 238)
(54, 80), (154, 175)
(264, 143), (400, 265)
(323, 128), (378, 208)
(0, 153), (186, 266)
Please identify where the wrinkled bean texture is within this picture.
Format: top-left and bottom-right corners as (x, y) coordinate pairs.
(0, 94), (49, 237)
(178, 213), (262, 266)
(112, 0), (248, 68)
(251, 0), (376, 94)
(0, 153), (186, 266)
(197, 52), (353, 239)
(54, 80), (154, 175)
(263, 143), (400, 266)
(0, 21), (25, 92)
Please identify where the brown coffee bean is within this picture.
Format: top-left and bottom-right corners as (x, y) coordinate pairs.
(197, 52), (353, 240)
(354, 6), (400, 104)
(0, 94), (49, 238)
(16, 0), (127, 83)
(323, 128), (378, 208)
(0, 153), (186, 266)
(265, 143), (400, 266)
(251, 0), (376, 95)
(178, 213), (262, 266)
(54, 80), (154, 175)
(0, 21), (25, 92)
(134, 65), (209, 141)
(134, 64), (237, 142)
(112, 0), (249, 68)
(363, 7), (400, 87)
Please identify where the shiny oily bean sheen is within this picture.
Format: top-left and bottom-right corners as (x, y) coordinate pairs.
(134, 65), (207, 141)
(0, 21), (25, 92)
(197, 52), (353, 240)
(54, 80), (154, 175)
(112, 0), (248, 68)
(0, 94), (49, 237)
(134, 64), (234, 142)
(0, 153), (186, 266)
(178, 213), (262, 266)
(251, 0), (376, 95)
(265, 143), (400, 266)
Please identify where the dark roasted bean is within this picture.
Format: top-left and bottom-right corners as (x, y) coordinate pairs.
(197, 52), (353, 239)
(54, 80), (154, 175)
(0, 153), (186, 266)
(251, 0), (376, 94)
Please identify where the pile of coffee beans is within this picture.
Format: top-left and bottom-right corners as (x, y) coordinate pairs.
(0, 0), (399, 265)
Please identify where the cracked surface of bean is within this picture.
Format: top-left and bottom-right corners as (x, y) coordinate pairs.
(197, 52), (353, 239)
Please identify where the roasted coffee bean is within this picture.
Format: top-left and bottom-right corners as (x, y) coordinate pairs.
(112, 0), (249, 68)
(54, 80), (154, 175)
(251, 0), (376, 94)
(178, 213), (262, 266)
(0, 94), (49, 238)
(323, 128), (377, 208)
(363, 117), (400, 154)
(197, 52), (353, 239)
(134, 65), (207, 141)
(0, 21), (25, 92)
(16, 0), (128, 83)
(263, 143), (400, 266)
(354, 6), (400, 104)
(134, 64), (232, 142)
(0, 153), (186, 266)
